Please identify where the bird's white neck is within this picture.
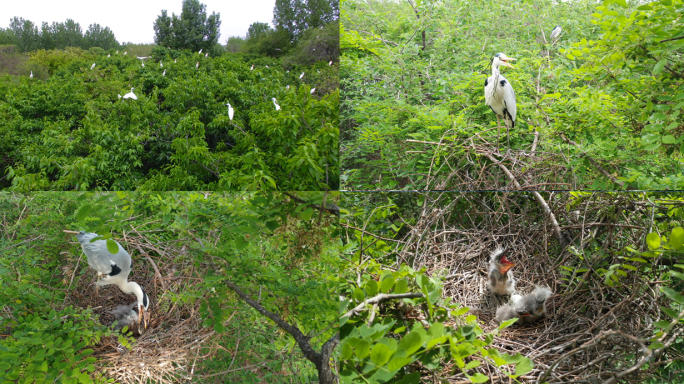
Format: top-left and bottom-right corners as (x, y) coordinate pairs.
(492, 60), (501, 78)
(119, 281), (147, 309)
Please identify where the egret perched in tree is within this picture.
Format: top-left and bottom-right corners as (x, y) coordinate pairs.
(300, 72), (304, 79)
(196, 62), (199, 69)
(272, 98), (281, 111)
(286, 85), (290, 91)
(107, 54), (110, 57)
(310, 88), (316, 94)
(265, 65), (269, 68)
(30, 70), (33, 79)
(329, 61), (333, 66)
(488, 247), (516, 295)
(198, 49), (202, 54)
(484, 53), (517, 150)
(174, 59), (177, 63)
(91, 63), (96, 70)
(160, 61), (163, 68)
(205, 52), (208, 58)
(118, 94), (121, 99)
(76, 232), (150, 329)
(550, 26), (562, 42)
(124, 51), (127, 55)
(123, 87), (137, 100)
(116, 50), (118, 54)
(251, 64), (254, 71)
(162, 69), (166, 76)
(226, 102), (234, 120)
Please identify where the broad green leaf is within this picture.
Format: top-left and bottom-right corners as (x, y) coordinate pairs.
(398, 330), (423, 355)
(646, 232), (661, 249)
(515, 357), (534, 375)
(468, 373), (489, 383)
(661, 287), (684, 304)
(370, 343), (393, 366)
(670, 227), (684, 250)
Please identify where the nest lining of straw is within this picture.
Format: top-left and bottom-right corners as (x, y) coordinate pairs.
(62, 231), (222, 384)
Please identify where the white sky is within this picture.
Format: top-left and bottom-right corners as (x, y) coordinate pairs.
(0, 0), (276, 44)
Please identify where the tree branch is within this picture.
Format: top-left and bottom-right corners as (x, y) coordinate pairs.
(560, 134), (625, 187)
(342, 292), (425, 319)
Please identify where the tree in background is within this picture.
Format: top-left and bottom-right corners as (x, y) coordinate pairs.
(224, 36), (244, 53)
(283, 20), (338, 66)
(0, 28), (17, 45)
(273, 0), (338, 42)
(9, 18), (40, 52)
(153, 0), (221, 53)
(83, 23), (118, 50)
(51, 19), (84, 50)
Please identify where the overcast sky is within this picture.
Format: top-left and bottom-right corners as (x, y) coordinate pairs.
(1, 0), (276, 44)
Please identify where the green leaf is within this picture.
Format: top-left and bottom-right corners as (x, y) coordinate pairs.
(614, 0), (626, 6)
(670, 228), (684, 250)
(394, 278), (408, 294)
(661, 287), (684, 304)
(300, 208), (314, 221)
(76, 205), (92, 222)
(663, 135), (676, 144)
(341, 342), (353, 360)
(365, 279), (379, 296)
(654, 59), (666, 75)
(468, 373), (489, 383)
(356, 339), (370, 359)
(353, 287), (365, 302)
(370, 343), (393, 366)
(515, 357), (534, 375)
(653, 320), (671, 329)
(388, 356), (412, 371)
(499, 318), (518, 329)
(106, 239), (118, 255)
(234, 236), (248, 250)
(380, 275), (395, 293)
(646, 232), (661, 249)
(398, 330), (423, 355)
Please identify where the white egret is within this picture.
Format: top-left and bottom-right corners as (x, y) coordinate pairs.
(76, 232), (150, 329)
(123, 87), (137, 100)
(199, 49), (202, 54)
(118, 94), (121, 99)
(299, 72), (304, 79)
(30, 70), (33, 79)
(272, 98), (281, 111)
(550, 26), (562, 42)
(329, 61), (333, 66)
(124, 51), (127, 55)
(116, 50), (118, 54)
(484, 53), (517, 150)
(196, 62), (199, 69)
(251, 65), (254, 71)
(174, 59), (177, 63)
(310, 88), (316, 94)
(107, 54), (110, 57)
(265, 65), (269, 68)
(160, 61), (163, 67)
(286, 85), (290, 90)
(141, 61), (144, 68)
(91, 63), (96, 70)
(162, 69), (166, 76)
(205, 52), (208, 58)
(226, 102), (234, 120)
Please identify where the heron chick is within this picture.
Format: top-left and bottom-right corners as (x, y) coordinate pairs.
(76, 232), (150, 329)
(110, 303), (139, 332)
(515, 287), (552, 324)
(488, 247), (516, 295)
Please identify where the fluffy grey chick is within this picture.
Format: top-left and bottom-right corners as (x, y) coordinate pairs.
(488, 247), (516, 295)
(110, 303), (139, 332)
(494, 293), (524, 324)
(515, 287), (552, 324)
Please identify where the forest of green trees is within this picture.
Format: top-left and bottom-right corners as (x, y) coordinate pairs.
(0, 0), (339, 191)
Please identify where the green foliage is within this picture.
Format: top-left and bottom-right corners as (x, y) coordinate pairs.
(341, 0), (684, 190)
(283, 21), (339, 67)
(274, 0), (339, 42)
(153, 0), (222, 53)
(0, 48), (339, 190)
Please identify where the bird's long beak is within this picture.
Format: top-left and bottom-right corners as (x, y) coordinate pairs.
(139, 306), (148, 331)
(501, 58), (516, 68)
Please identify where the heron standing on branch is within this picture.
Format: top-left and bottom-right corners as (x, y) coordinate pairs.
(550, 26), (562, 42)
(76, 232), (150, 329)
(484, 53), (517, 151)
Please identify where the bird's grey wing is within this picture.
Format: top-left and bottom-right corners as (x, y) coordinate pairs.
(503, 78), (517, 124)
(484, 75), (494, 106)
(82, 239), (115, 274)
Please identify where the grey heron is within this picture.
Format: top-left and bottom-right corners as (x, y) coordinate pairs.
(550, 26), (562, 42)
(226, 102), (234, 120)
(484, 53), (517, 150)
(514, 287), (552, 324)
(123, 88), (137, 100)
(77, 232), (149, 328)
(110, 303), (140, 332)
(488, 247), (516, 295)
(272, 98), (281, 111)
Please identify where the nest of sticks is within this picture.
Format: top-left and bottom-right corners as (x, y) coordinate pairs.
(61, 230), (223, 384)
(390, 192), (681, 383)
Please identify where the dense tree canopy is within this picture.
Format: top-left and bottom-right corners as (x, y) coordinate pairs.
(153, 0), (221, 54)
(273, 0), (339, 42)
(2, 17), (119, 52)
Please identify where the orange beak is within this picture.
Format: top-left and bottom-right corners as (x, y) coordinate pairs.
(499, 255), (516, 274)
(501, 57), (516, 68)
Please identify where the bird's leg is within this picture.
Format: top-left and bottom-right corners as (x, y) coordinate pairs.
(496, 116), (501, 153)
(95, 272), (102, 293)
(507, 125), (510, 153)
